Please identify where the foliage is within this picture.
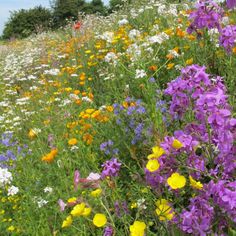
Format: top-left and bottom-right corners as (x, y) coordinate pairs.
(0, 0), (236, 235)
(2, 6), (52, 39)
(51, 0), (86, 27)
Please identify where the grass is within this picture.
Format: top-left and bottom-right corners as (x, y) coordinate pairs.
(0, 0), (235, 235)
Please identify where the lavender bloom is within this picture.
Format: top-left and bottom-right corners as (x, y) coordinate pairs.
(219, 25), (236, 53)
(103, 226), (113, 236)
(179, 197), (214, 235)
(226, 0), (236, 9)
(101, 158), (121, 178)
(114, 200), (130, 217)
(114, 201), (121, 217)
(113, 98), (149, 145)
(1, 133), (16, 147)
(187, 0), (223, 34)
(149, 77), (156, 83)
(206, 180), (236, 223)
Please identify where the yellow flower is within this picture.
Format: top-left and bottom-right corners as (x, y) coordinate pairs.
(155, 198), (169, 207)
(189, 176), (203, 190)
(147, 146), (165, 159)
(68, 138), (77, 146)
(172, 139), (183, 149)
(81, 207), (92, 217)
(67, 197), (77, 203)
(155, 201), (174, 221)
(186, 58), (193, 65)
(90, 189), (102, 197)
(62, 215), (72, 228)
(71, 203), (86, 217)
(131, 202), (137, 209)
(7, 225), (15, 231)
(129, 221), (146, 236)
(93, 213), (107, 227)
(106, 106), (114, 112)
(167, 63), (175, 70)
(146, 159), (160, 172)
(28, 129), (37, 139)
(0, 210), (5, 215)
(167, 173), (186, 189)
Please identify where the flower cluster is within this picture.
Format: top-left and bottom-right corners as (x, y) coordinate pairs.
(219, 25), (236, 53)
(101, 158), (122, 178)
(187, 0), (223, 34)
(145, 64), (236, 234)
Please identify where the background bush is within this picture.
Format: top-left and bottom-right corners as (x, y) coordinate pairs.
(2, 6), (52, 39)
(1, 0), (127, 39)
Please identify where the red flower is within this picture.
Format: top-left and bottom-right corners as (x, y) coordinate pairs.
(74, 21), (82, 30)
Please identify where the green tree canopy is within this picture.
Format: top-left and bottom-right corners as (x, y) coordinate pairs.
(51, 0), (86, 27)
(2, 6), (52, 39)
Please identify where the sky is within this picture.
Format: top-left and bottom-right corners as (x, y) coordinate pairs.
(0, 0), (109, 35)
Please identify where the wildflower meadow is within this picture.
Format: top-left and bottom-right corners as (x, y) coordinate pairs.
(0, 0), (235, 235)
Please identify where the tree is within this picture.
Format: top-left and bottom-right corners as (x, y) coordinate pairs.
(51, 0), (85, 27)
(109, 0), (131, 12)
(2, 6), (52, 39)
(109, 0), (123, 11)
(90, 0), (106, 14)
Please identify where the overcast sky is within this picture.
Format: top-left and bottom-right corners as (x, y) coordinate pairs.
(0, 0), (109, 35)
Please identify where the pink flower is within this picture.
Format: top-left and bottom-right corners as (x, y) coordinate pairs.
(87, 172), (101, 181)
(58, 199), (66, 212)
(74, 170), (80, 191)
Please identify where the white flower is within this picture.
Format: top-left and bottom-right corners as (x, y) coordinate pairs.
(118, 19), (129, 26)
(128, 29), (141, 40)
(0, 167), (12, 187)
(137, 198), (147, 209)
(98, 31), (114, 43)
(70, 145), (79, 151)
(221, 16), (229, 26)
(37, 199), (48, 208)
(135, 69), (147, 79)
(82, 96), (93, 103)
(104, 52), (118, 64)
(168, 49), (179, 58)
(43, 68), (60, 76)
(44, 187), (53, 193)
(69, 94), (79, 100)
(8, 186), (19, 196)
(148, 32), (169, 44)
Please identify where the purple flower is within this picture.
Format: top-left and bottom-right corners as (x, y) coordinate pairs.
(101, 158), (121, 178)
(226, 0), (236, 9)
(103, 226), (113, 236)
(187, 0), (223, 34)
(219, 25), (236, 53)
(149, 77), (156, 83)
(179, 196), (214, 235)
(114, 201), (121, 217)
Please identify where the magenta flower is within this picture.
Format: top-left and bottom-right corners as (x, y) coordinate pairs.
(227, 0), (236, 9)
(219, 25), (236, 53)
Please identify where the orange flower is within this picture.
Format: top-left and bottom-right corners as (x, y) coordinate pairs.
(106, 106), (114, 112)
(83, 133), (93, 145)
(149, 65), (158, 71)
(68, 138), (78, 146)
(176, 28), (185, 38)
(41, 149), (58, 163)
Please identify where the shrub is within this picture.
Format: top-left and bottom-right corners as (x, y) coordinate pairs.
(2, 6), (52, 39)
